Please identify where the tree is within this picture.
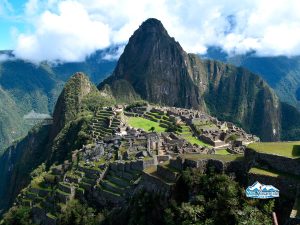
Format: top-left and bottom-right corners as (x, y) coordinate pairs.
(59, 200), (103, 225)
(1, 206), (33, 225)
(149, 126), (155, 132)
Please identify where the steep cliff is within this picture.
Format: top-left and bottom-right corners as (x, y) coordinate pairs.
(99, 19), (205, 110)
(99, 18), (281, 141)
(197, 57), (280, 141)
(0, 125), (50, 213)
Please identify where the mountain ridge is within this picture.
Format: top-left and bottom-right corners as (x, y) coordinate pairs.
(99, 18), (282, 141)
(0, 51), (116, 154)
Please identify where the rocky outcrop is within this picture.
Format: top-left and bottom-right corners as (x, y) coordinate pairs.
(99, 18), (281, 141)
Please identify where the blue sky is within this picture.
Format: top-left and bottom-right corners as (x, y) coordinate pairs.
(1, 0), (300, 62)
(0, 0), (25, 49)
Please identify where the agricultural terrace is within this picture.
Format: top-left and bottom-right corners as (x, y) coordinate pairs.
(249, 167), (300, 181)
(183, 153), (243, 162)
(215, 149), (231, 155)
(248, 141), (300, 158)
(178, 125), (211, 147)
(126, 115), (211, 147)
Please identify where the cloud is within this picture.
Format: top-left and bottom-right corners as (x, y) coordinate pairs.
(0, 54), (9, 62)
(12, 0), (300, 62)
(0, 0), (14, 17)
(15, 1), (110, 62)
(0, 52), (15, 62)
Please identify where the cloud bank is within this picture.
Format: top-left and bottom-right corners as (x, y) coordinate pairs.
(12, 0), (300, 62)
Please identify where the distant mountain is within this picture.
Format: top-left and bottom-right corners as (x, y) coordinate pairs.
(99, 18), (285, 141)
(202, 47), (300, 110)
(0, 50), (116, 153)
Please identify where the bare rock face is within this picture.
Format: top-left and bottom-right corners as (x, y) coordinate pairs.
(100, 18), (205, 110)
(99, 18), (281, 141)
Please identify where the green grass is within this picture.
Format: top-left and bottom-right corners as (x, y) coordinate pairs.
(127, 117), (166, 132)
(183, 154), (243, 162)
(181, 134), (211, 147)
(249, 167), (300, 181)
(248, 141), (300, 158)
(249, 167), (279, 177)
(215, 149), (231, 155)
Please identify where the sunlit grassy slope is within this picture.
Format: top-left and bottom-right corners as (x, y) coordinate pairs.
(248, 141), (300, 158)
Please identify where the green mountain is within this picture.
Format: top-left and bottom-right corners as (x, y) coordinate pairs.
(203, 47), (300, 110)
(0, 51), (116, 154)
(1, 18), (299, 225)
(100, 18), (282, 141)
(0, 72), (115, 214)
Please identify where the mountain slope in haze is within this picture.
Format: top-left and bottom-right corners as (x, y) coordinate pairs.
(203, 47), (300, 110)
(0, 58), (62, 153)
(0, 72), (115, 214)
(0, 51), (116, 153)
(99, 18), (281, 141)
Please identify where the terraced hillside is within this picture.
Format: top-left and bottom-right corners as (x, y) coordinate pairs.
(90, 108), (122, 141)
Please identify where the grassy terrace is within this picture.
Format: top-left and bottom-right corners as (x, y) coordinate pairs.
(248, 141), (300, 158)
(178, 124), (211, 147)
(249, 167), (300, 181)
(126, 115), (211, 147)
(182, 154), (243, 162)
(249, 167), (279, 177)
(180, 134), (211, 147)
(215, 149), (231, 155)
(127, 117), (166, 132)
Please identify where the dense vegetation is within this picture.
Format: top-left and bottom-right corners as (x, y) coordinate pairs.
(203, 47), (300, 110)
(1, 168), (274, 225)
(103, 169), (274, 225)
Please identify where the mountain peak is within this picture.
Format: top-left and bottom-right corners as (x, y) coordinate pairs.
(137, 18), (167, 34)
(127, 17), (172, 48)
(51, 72), (93, 136)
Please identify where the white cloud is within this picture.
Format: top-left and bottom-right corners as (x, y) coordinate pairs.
(0, 52), (15, 62)
(15, 1), (111, 62)
(12, 0), (300, 62)
(0, 54), (9, 62)
(0, 0), (14, 17)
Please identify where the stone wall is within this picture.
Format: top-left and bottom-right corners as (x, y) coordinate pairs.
(245, 148), (300, 176)
(139, 172), (173, 198)
(170, 156), (246, 178)
(157, 165), (179, 182)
